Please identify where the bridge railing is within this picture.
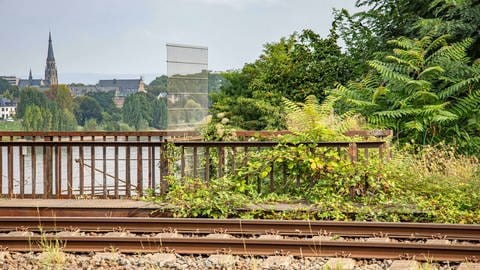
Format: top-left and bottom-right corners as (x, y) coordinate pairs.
(0, 131), (199, 142)
(0, 138), (388, 199)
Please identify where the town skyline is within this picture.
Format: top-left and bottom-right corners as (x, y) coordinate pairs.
(0, 0), (358, 84)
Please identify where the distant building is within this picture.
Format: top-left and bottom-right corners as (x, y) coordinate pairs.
(67, 77), (146, 108)
(98, 78), (146, 108)
(68, 85), (118, 97)
(0, 76), (19, 86)
(18, 69), (48, 88)
(18, 32), (58, 89)
(98, 78), (145, 96)
(0, 98), (16, 120)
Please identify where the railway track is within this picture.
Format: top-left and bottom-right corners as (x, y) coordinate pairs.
(0, 217), (479, 261)
(2, 217), (479, 240)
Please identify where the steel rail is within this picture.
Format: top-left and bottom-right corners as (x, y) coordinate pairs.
(0, 236), (478, 261)
(2, 217), (480, 240)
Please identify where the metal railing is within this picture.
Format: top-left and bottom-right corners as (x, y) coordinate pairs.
(0, 134), (388, 198)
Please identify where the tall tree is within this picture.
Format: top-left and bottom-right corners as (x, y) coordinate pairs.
(151, 97), (168, 130)
(210, 29), (352, 130)
(22, 105), (52, 131)
(74, 96), (103, 126)
(17, 87), (49, 118)
(46, 85), (74, 110)
(122, 93), (152, 130)
(86, 90), (118, 115)
(146, 75), (168, 97)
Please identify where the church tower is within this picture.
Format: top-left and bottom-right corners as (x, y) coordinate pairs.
(44, 32), (58, 86)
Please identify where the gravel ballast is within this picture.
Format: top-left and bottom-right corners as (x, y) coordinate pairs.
(0, 252), (463, 270)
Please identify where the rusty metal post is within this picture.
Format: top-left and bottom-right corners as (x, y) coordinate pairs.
(44, 136), (53, 198)
(55, 144), (61, 198)
(348, 142), (358, 163)
(7, 145), (13, 197)
(136, 143), (143, 197)
(159, 143), (169, 195)
(218, 146), (224, 178)
(204, 147), (210, 182)
(193, 147), (198, 179)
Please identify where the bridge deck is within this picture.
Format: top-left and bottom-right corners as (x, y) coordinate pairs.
(0, 199), (161, 217)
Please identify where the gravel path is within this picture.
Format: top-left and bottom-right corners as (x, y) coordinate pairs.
(0, 251), (462, 270)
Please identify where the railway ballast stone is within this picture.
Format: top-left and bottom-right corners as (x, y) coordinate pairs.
(366, 237), (393, 243)
(388, 260), (419, 270)
(154, 232), (183, 238)
(104, 231), (133, 237)
(425, 239), (450, 245)
(262, 256), (292, 269)
(56, 231), (82, 237)
(323, 258), (356, 270)
(7, 231), (36, 237)
(205, 233), (234, 239)
(145, 253), (176, 267)
(0, 252), (8, 263)
(257, 234), (283, 240)
(458, 263), (480, 270)
(312, 235), (333, 241)
(93, 252), (121, 263)
(208, 254), (236, 269)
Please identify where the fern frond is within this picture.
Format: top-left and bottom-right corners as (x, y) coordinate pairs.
(404, 80), (432, 95)
(392, 48), (423, 64)
(404, 120), (424, 131)
(405, 90), (439, 104)
(424, 35), (449, 56)
(427, 38), (472, 63)
(422, 102), (449, 114)
(418, 66), (445, 79)
(373, 108), (421, 119)
(387, 36), (416, 50)
(368, 60), (412, 83)
(386, 55), (420, 73)
(438, 74), (480, 99)
(372, 86), (388, 102)
(431, 110), (458, 122)
(449, 90), (480, 116)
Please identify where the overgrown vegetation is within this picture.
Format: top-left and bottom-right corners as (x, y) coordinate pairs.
(148, 97), (480, 223)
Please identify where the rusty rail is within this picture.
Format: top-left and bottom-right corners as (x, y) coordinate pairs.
(0, 216), (475, 260)
(0, 236), (477, 261)
(2, 217), (480, 240)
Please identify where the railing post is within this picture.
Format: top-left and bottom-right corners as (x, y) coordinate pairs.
(379, 142), (385, 163)
(218, 146), (224, 178)
(44, 136), (53, 198)
(136, 141), (143, 197)
(348, 142), (358, 163)
(193, 147), (198, 179)
(205, 146), (210, 182)
(160, 142), (169, 195)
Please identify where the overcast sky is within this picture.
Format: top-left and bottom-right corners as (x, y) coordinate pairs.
(0, 0), (358, 83)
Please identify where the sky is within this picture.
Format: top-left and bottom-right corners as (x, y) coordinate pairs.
(0, 0), (358, 84)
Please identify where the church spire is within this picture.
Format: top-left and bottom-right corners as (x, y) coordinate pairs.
(45, 31), (58, 86)
(47, 31), (55, 61)
(28, 69), (32, 81)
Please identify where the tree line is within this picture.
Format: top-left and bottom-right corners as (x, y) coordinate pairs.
(16, 84), (167, 131)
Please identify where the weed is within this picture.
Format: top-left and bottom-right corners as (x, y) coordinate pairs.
(37, 231), (66, 270)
